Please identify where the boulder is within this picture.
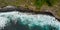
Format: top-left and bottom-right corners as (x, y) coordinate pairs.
(0, 6), (17, 12)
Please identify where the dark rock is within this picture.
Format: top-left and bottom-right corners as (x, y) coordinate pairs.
(17, 6), (34, 13)
(0, 6), (17, 12)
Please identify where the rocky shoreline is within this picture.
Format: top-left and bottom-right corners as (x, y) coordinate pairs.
(0, 6), (60, 21)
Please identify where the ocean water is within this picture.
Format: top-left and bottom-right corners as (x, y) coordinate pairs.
(0, 11), (60, 30)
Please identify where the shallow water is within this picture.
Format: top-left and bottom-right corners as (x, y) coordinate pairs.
(0, 11), (60, 30)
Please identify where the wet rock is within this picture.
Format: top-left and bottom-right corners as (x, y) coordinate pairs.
(0, 6), (17, 12)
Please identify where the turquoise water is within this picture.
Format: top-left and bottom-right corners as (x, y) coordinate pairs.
(0, 11), (60, 30)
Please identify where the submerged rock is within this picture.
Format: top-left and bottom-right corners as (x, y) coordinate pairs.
(0, 11), (60, 30)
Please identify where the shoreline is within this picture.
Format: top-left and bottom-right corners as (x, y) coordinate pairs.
(0, 6), (60, 21)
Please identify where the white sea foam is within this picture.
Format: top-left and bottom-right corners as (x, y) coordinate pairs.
(0, 11), (60, 30)
(0, 17), (10, 29)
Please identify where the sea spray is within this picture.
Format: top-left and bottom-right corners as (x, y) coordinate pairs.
(0, 11), (60, 30)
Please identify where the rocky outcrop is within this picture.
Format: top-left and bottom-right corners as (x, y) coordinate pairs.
(0, 6), (17, 12)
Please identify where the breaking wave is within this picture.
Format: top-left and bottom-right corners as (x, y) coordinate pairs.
(0, 11), (60, 30)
